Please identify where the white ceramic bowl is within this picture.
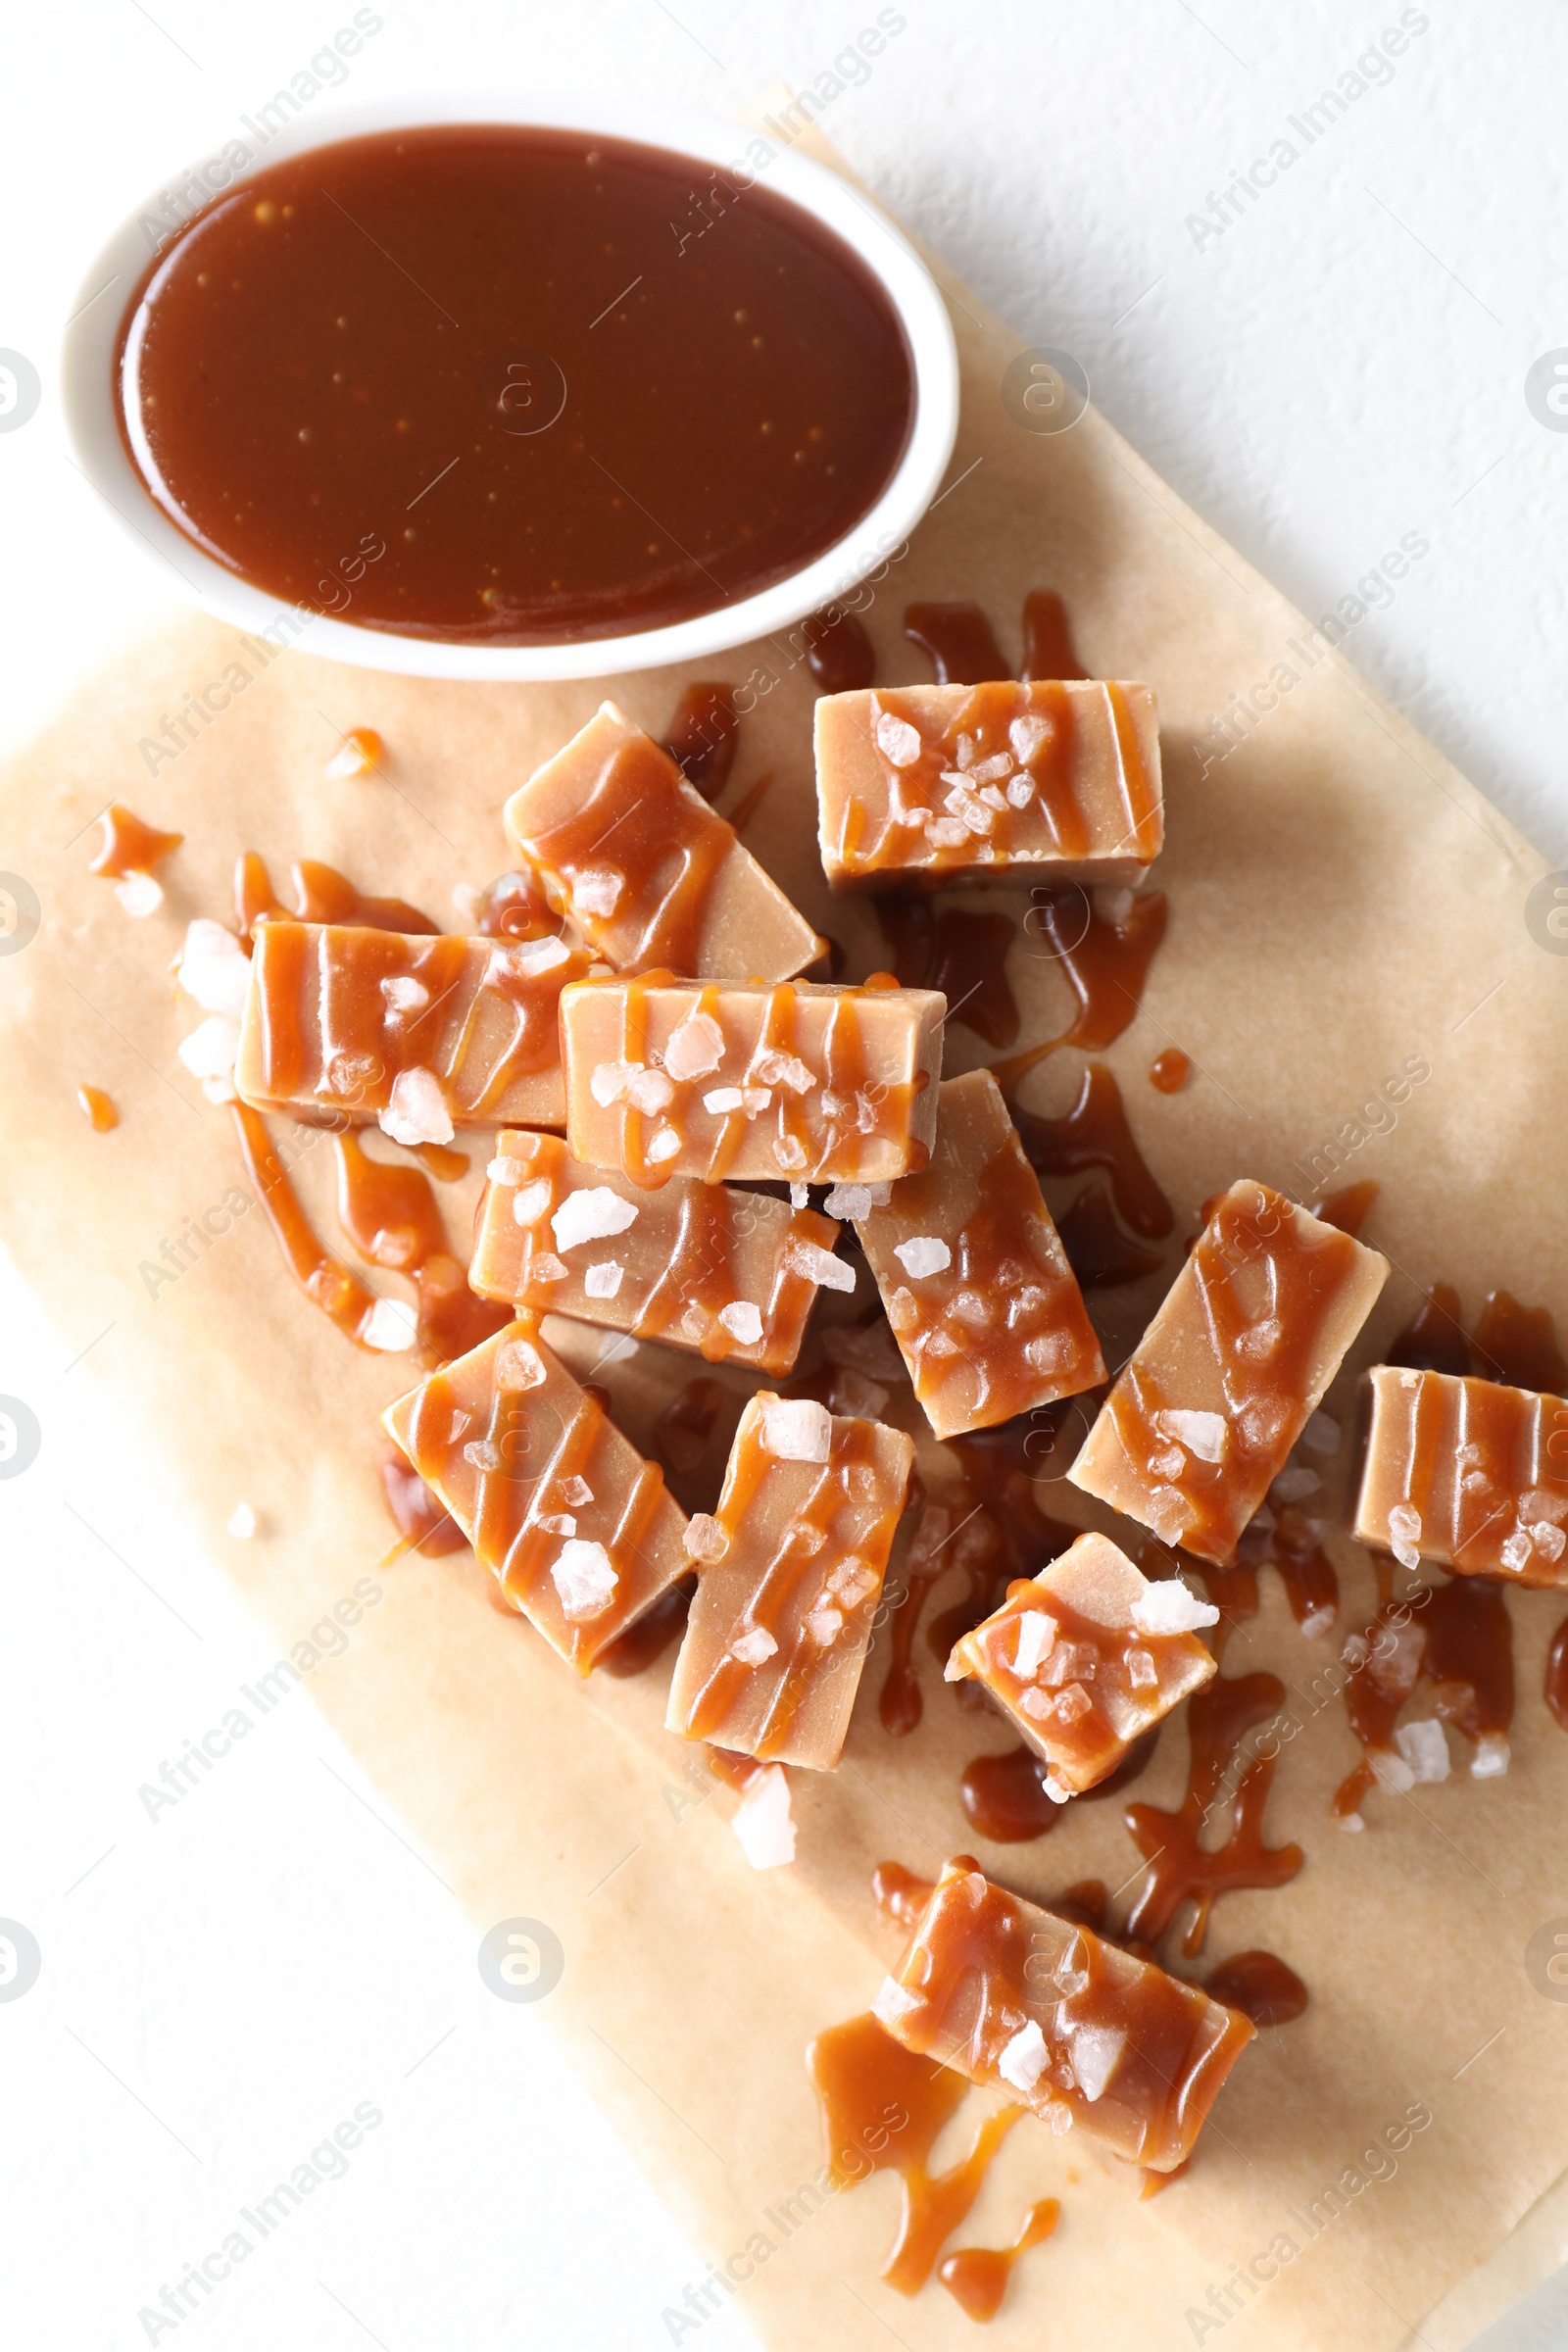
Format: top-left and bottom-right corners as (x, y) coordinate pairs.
(61, 92), (958, 683)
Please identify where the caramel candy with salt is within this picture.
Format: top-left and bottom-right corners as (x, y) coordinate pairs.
(850, 1068), (1103, 1438)
(471, 1128), (843, 1377)
(382, 1318), (689, 1673)
(873, 1861), (1252, 2172)
(1355, 1364), (1568, 1586)
(665, 1394), (914, 1767)
(1070, 1180), (1388, 1565)
(503, 700), (820, 980)
(236, 921), (589, 1134)
(815, 680), (1162, 892)
(945, 1533), (1217, 1794)
(561, 974), (944, 1187)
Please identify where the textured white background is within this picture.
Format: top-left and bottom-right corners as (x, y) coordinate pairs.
(2, 5), (1566, 2349)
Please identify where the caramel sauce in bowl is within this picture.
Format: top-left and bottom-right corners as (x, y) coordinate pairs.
(63, 95), (956, 681)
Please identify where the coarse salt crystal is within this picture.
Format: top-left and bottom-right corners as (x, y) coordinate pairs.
(1532, 1521), (1568, 1563)
(379, 1067), (454, 1147)
(501, 934), (571, 976)
(583, 1259), (624, 1299)
(1009, 714), (1052, 761)
(115, 870), (164, 917)
(1005, 776), (1035, 808)
(1394, 1718), (1450, 1783)
(1471, 1732), (1511, 1779)
(226, 1502), (257, 1540)
(553, 1187), (640, 1251)
(1126, 1646), (1158, 1690)
(1155, 1407), (1227, 1464)
(1369, 1746), (1416, 1795)
(1387, 1503), (1422, 1545)
(1131, 1579), (1219, 1636)
(806, 1604), (844, 1645)
(1500, 1531), (1533, 1573)
(663, 1010), (725, 1081)
(1012, 1610), (1058, 1678)
(552, 1539), (618, 1620)
(753, 1049), (815, 1094)
(626, 1066), (674, 1115)
(537, 1513), (576, 1538)
(705, 1086), (744, 1113)
(759, 1396), (832, 1462)
(1300, 1409), (1341, 1454)
(823, 1183), (872, 1220)
(1024, 1333), (1072, 1373)
(1340, 1811), (1366, 1833)
(177, 1015), (241, 1081)
(511, 1179), (553, 1227)
(1392, 1540), (1422, 1573)
(969, 753), (1012, 786)
(998, 2021), (1050, 2093)
(874, 710), (923, 768)
(570, 867), (623, 919)
(528, 1252), (568, 1284)
(742, 1087), (772, 1114)
(683, 1514), (729, 1565)
(828, 1368), (888, 1418)
(495, 1338), (547, 1391)
(1054, 1682), (1093, 1723)
(790, 1183), (809, 1209)
(885, 1286), (919, 1334)
(1068, 2024), (1125, 2104)
(894, 1236), (951, 1279)
(590, 1059), (641, 1106)
(380, 976), (429, 1015)
(731, 1764), (796, 1869)
(977, 784), (1009, 811)
(362, 1296), (417, 1352)
(719, 1300), (763, 1346)
(943, 786), (993, 836)
(176, 919), (251, 1017)
(773, 1135), (808, 1173)
(559, 1476), (593, 1508)
(463, 1440), (499, 1472)
(784, 1237), (856, 1294)
(927, 818), (970, 849)
(1300, 1604), (1337, 1640)
(872, 1977), (921, 2027)
(1271, 1464), (1321, 1503)
(647, 1126), (682, 1163)
(732, 1626), (778, 1665)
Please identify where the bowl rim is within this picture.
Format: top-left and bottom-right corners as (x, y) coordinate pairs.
(60, 90), (960, 683)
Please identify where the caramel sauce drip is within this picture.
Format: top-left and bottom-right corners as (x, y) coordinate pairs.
(938, 2198), (1059, 2324)
(1308, 1180), (1379, 1238)
(532, 727), (732, 973)
(471, 871), (555, 940)
(654, 1375), (729, 1476)
(230, 1100), (386, 1348)
(992, 886), (1169, 1091)
(235, 850), (439, 943)
(1054, 1181), (1164, 1291)
(1236, 1502), (1338, 1630)
(1013, 1060), (1173, 1241)
(595, 1577), (695, 1677)
(410, 1141), (469, 1183)
(1474, 1290), (1568, 1393)
(332, 1130), (510, 1367)
(722, 769), (776, 835)
(804, 603), (876, 694)
(1333, 1574), (1514, 1812)
(76, 1085), (119, 1132)
(1125, 1670), (1303, 1954)
(1204, 1950), (1308, 2028)
(1020, 589), (1087, 682)
(1149, 1047), (1192, 1094)
(921, 1449), (1081, 1669)
(873, 900), (1020, 1048)
(904, 601), (1008, 685)
(1105, 1183), (1366, 1565)
(806, 2011), (1022, 2297)
(872, 1861), (934, 1932)
(1389, 1283), (1470, 1377)
(379, 1446), (466, 1556)
(660, 682), (739, 802)
(89, 804), (183, 879)
(960, 1727), (1160, 1842)
(878, 1480), (970, 1738)
(1546, 1617), (1568, 1731)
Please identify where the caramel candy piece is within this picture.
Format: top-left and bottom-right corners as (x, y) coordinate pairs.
(851, 1068), (1104, 1438)
(503, 700), (820, 980)
(1355, 1364), (1568, 1585)
(382, 1319), (689, 1672)
(945, 1533), (1217, 1794)
(561, 973), (945, 1187)
(815, 680), (1162, 892)
(666, 1394), (914, 1767)
(471, 1128), (844, 1376)
(1070, 1180), (1388, 1565)
(236, 922), (588, 1134)
(873, 1861), (1252, 2172)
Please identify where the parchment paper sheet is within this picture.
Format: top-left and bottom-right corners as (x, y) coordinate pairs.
(4, 127), (1567, 2352)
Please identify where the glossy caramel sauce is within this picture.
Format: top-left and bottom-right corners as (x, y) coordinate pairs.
(1149, 1047), (1192, 1094)
(959, 1727), (1160, 1842)
(333, 1129), (509, 1366)
(938, 2199), (1059, 2322)
(1473, 1290), (1568, 1393)
(905, 602), (1007, 685)
(1019, 589), (1087, 683)
(1054, 1181), (1164, 1291)
(469, 869), (555, 941)
(1124, 1669), (1303, 1954)
(595, 1577), (695, 1677)
(805, 603), (876, 694)
(1236, 1503), (1338, 1631)
(659, 683), (739, 802)
(993, 886), (1169, 1091)
(1012, 1061), (1173, 1241)
(654, 1375), (730, 1477)
(89, 804), (183, 881)
(1334, 1573), (1513, 1811)
(1546, 1616), (1568, 1731)
(230, 1100), (385, 1348)
(236, 850), (439, 942)
(379, 1446), (466, 1556)
(1307, 1180), (1379, 1238)
(873, 900), (1019, 1048)
(118, 126), (914, 644)
(76, 1085), (120, 1132)
(1389, 1283), (1470, 1377)
(1204, 1949), (1308, 2028)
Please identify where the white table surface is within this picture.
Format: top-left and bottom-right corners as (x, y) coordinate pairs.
(2, 6), (1565, 2347)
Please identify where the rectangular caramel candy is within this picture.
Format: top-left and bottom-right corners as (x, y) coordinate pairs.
(1355, 1364), (1568, 1584)
(665, 1394), (914, 1767)
(873, 1861), (1252, 2172)
(382, 1319), (690, 1672)
(503, 700), (820, 980)
(1070, 1180), (1388, 1565)
(945, 1533), (1217, 1793)
(851, 1068), (1104, 1438)
(471, 1128), (843, 1377)
(236, 921), (589, 1134)
(815, 680), (1162, 892)
(561, 976), (945, 1185)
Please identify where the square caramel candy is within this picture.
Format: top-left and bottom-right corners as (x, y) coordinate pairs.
(815, 679), (1162, 892)
(471, 1128), (844, 1377)
(503, 700), (820, 981)
(1070, 1179), (1388, 1565)
(945, 1533), (1217, 1794)
(850, 1068), (1104, 1438)
(236, 921), (589, 1137)
(665, 1394), (914, 1767)
(561, 975), (945, 1186)
(382, 1319), (690, 1673)
(872, 1861), (1252, 2172)
(1355, 1364), (1568, 1585)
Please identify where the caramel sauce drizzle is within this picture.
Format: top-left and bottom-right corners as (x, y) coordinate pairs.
(938, 2199), (1059, 2323)
(1473, 1289), (1568, 1393)
(76, 1085), (119, 1132)
(1020, 589), (1087, 683)
(991, 886), (1169, 1093)
(654, 1375), (729, 1477)
(470, 870), (555, 941)
(879, 1482), (982, 1738)
(332, 1130), (509, 1367)
(805, 603), (876, 694)
(235, 850), (439, 943)
(960, 1728), (1161, 1843)
(1334, 1573), (1514, 1813)
(1307, 1180), (1379, 1238)
(1390, 1283), (1470, 1377)
(89, 804), (183, 880)
(1012, 1060), (1173, 1242)
(1149, 1047), (1192, 1094)
(1124, 1670), (1303, 1954)
(1546, 1616), (1568, 1732)
(1103, 1182), (1367, 1566)
(595, 1578), (695, 1677)
(230, 1100), (384, 1348)
(1202, 1950), (1307, 2028)
(659, 682), (739, 802)
(873, 900), (1019, 1048)
(905, 602), (1008, 685)
(1235, 1502), (1339, 1631)
(379, 1446), (466, 1556)
(1054, 1182), (1164, 1291)
(528, 725), (732, 973)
